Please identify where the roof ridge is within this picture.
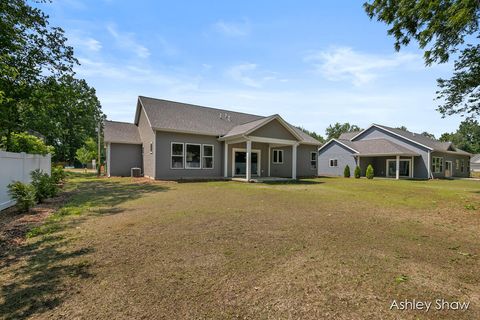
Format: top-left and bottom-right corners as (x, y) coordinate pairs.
(139, 96), (266, 118)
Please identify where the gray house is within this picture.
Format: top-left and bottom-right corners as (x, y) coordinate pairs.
(104, 96), (321, 181)
(471, 154), (480, 172)
(318, 124), (471, 179)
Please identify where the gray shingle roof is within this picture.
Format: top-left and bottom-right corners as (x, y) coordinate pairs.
(137, 96), (321, 144)
(349, 139), (420, 156)
(338, 131), (361, 140)
(104, 120), (141, 144)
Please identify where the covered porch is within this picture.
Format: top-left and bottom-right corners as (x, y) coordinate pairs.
(357, 153), (419, 179)
(222, 137), (300, 182)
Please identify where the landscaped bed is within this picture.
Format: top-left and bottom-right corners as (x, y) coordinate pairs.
(0, 173), (479, 319)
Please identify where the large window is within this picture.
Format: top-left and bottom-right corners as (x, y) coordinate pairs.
(273, 149), (283, 164)
(185, 143), (201, 169)
(202, 145), (214, 169)
(329, 159), (338, 167)
(310, 152), (317, 169)
(171, 143), (184, 169)
(432, 157), (443, 173)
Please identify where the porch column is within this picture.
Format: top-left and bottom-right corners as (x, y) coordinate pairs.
(106, 143), (111, 177)
(224, 142), (228, 178)
(395, 155), (400, 180)
(411, 156), (414, 178)
(292, 143), (297, 179)
(246, 140), (252, 181)
(268, 144), (271, 177)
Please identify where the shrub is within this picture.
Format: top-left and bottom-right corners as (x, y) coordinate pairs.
(354, 166), (361, 179)
(51, 165), (66, 184)
(0, 132), (54, 155)
(366, 164), (374, 179)
(7, 181), (36, 212)
(344, 165), (351, 178)
(31, 169), (57, 202)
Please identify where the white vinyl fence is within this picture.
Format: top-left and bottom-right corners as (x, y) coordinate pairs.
(0, 151), (51, 211)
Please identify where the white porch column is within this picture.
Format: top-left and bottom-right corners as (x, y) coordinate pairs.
(224, 142), (229, 178)
(268, 144), (271, 177)
(107, 143), (111, 177)
(411, 156), (414, 178)
(246, 140), (252, 181)
(292, 143), (298, 179)
(395, 155), (400, 180)
(427, 151), (432, 179)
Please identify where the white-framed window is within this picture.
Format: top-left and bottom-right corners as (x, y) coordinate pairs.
(461, 159), (465, 172)
(273, 149), (283, 164)
(202, 144), (214, 169)
(150, 142), (153, 154)
(310, 151), (317, 169)
(432, 156), (443, 173)
(185, 143), (201, 169)
(329, 159), (338, 167)
(171, 142), (184, 169)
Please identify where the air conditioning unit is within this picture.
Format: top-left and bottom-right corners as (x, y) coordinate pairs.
(131, 167), (142, 177)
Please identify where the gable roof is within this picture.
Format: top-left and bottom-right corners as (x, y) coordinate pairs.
(104, 120), (141, 144)
(352, 124), (471, 155)
(134, 96), (321, 144)
(319, 138), (420, 156)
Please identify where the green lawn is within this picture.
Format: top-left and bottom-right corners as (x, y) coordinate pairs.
(1, 174), (479, 319)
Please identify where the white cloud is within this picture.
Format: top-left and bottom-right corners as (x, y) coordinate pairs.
(226, 63), (261, 87)
(106, 23), (150, 58)
(213, 19), (251, 37)
(305, 47), (420, 86)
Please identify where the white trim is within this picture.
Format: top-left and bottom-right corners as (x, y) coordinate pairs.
(351, 124), (434, 151)
(432, 156), (444, 174)
(107, 142), (111, 177)
(272, 149), (284, 164)
(170, 142), (185, 169)
(310, 151), (317, 170)
(318, 139), (359, 154)
(268, 144), (271, 176)
(247, 136), (297, 145)
(329, 159), (338, 167)
(411, 156), (414, 178)
(185, 143), (202, 169)
(427, 151), (432, 179)
(224, 142), (228, 177)
(202, 144), (214, 169)
(292, 144), (297, 179)
(232, 147), (261, 177)
(445, 160), (453, 177)
(386, 158), (412, 178)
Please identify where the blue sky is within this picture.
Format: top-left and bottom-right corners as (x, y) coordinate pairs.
(42, 0), (465, 137)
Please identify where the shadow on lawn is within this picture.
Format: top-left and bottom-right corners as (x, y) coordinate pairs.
(0, 175), (169, 320)
(262, 179), (325, 185)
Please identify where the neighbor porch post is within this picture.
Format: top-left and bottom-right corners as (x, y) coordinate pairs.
(246, 140), (252, 181)
(410, 156), (414, 178)
(106, 142), (111, 177)
(292, 143), (297, 179)
(268, 144), (271, 177)
(224, 142), (229, 178)
(395, 155), (400, 180)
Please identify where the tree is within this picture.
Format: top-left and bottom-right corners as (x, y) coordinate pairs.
(440, 119), (480, 153)
(344, 165), (351, 178)
(366, 164), (374, 179)
(0, 0), (77, 150)
(325, 122), (362, 140)
(76, 147), (93, 172)
(354, 166), (361, 179)
(396, 126), (408, 131)
(421, 131), (436, 140)
(364, 1), (480, 118)
(0, 132), (54, 155)
(296, 126), (325, 143)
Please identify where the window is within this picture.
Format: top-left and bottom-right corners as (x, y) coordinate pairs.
(142, 145), (144, 155)
(273, 149), (283, 164)
(310, 152), (317, 169)
(329, 159), (338, 167)
(456, 159), (460, 170)
(185, 143), (201, 169)
(150, 142), (153, 154)
(171, 143), (184, 169)
(432, 157), (443, 173)
(202, 145), (214, 169)
(461, 159), (465, 172)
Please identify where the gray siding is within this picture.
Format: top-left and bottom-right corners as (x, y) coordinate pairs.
(431, 152), (470, 178)
(110, 143), (142, 176)
(250, 119), (298, 140)
(137, 106), (156, 178)
(318, 142), (357, 177)
(297, 144), (318, 177)
(353, 127), (431, 179)
(155, 131), (223, 179)
(270, 146), (292, 178)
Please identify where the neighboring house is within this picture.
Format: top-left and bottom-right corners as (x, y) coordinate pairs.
(318, 124), (471, 179)
(104, 96), (321, 180)
(471, 154), (480, 172)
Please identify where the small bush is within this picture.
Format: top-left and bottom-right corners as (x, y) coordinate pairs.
(51, 165), (66, 184)
(366, 164), (374, 179)
(7, 181), (36, 212)
(354, 166), (361, 179)
(31, 169), (58, 202)
(344, 165), (351, 178)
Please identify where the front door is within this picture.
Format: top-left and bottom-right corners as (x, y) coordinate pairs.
(234, 151), (259, 176)
(445, 161), (452, 177)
